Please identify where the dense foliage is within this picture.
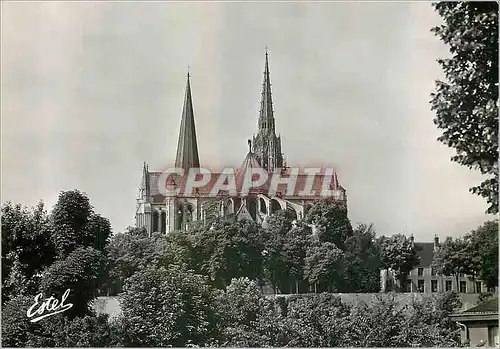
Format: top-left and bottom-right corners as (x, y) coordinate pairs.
(378, 234), (420, 291)
(2, 294), (112, 347)
(430, 1), (499, 214)
(210, 278), (462, 348)
(105, 199), (387, 295)
(1, 190), (113, 347)
(432, 220), (499, 288)
(2, 192), (488, 347)
(114, 266), (220, 347)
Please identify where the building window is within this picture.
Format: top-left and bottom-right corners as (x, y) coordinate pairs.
(431, 267), (437, 276)
(152, 211), (159, 232)
(417, 268), (424, 276)
(418, 280), (425, 292)
(401, 279), (411, 292)
(431, 280), (438, 292)
(459, 281), (467, 293)
(161, 211), (166, 233)
(488, 325), (499, 347)
(445, 280), (452, 292)
(476, 281), (482, 293)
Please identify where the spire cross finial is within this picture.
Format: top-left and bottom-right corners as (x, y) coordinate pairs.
(187, 64), (191, 79)
(265, 45), (268, 56)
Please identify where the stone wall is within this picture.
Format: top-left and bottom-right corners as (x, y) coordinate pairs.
(273, 292), (481, 312)
(92, 292), (481, 318)
(92, 296), (122, 319)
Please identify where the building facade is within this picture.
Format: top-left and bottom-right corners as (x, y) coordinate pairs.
(135, 52), (347, 235)
(450, 297), (499, 347)
(381, 235), (497, 294)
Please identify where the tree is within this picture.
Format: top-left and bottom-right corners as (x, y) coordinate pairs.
(1, 295), (37, 347)
(264, 209), (296, 237)
(284, 294), (351, 347)
(105, 228), (168, 295)
(345, 293), (461, 347)
(432, 236), (477, 289)
(218, 277), (263, 328)
(216, 277), (288, 347)
(467, 220), (499, 288)
(378, 234), (420, 291)
(193, 219), (265, 288)
(116, 266), (220, 347)
(1, 294), (113, 347)
(344, 223), (382, 292)
(262, 213), (313, 293)
(398, 292), (461, 347)
(87, 213), (113, 253)
(304, 241), (346, 293)
(39, 246), (107, 318)
(430, 2), (499, 214)
(344, 296), (408, 347)
(51, 190), (93, 258)
(280, 223), (313, 293)
(1, 192), (117, 346)
(50, 190), (112, 260)
(304, 199), (353, 249)
(1, 201), (55, 304)
(158, 230), (196, 271)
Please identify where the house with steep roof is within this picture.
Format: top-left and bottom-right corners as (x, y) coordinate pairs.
(381, 236), (496, 294)
(450, 297), (499, 347)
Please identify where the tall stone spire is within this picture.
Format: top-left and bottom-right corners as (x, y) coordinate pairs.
(252, 49), (284, 172)
(258, 48), (275, 133)
(175, 71), (200, 170)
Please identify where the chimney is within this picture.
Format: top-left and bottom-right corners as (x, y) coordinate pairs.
(434, 235), (439, 251)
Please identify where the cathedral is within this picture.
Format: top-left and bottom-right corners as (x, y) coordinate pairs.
(135, 52), (347, 235)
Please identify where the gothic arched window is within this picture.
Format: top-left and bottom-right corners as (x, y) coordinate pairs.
(260, 198), (267, 214)
(186, 204), (194, 222)
(161, 211), (166, 233)
(152, 211), (159, 232)
(270, 199), (281, 214)
(248, 198), (257, 221)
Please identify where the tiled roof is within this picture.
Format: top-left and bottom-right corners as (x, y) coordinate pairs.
(238, 152), (262, 176)
(147, 170), (344, 200)
(414, 242), (435, 268)
(462, 298), (498, 314)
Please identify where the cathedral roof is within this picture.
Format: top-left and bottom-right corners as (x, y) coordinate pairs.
(237, 140), (262, 180)
(240, 151), (261, 171)
(175, 72), (200, 170)
(146, 169), (343, 200)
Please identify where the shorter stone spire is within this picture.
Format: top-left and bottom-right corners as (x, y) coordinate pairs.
(140, 161), (150, 201)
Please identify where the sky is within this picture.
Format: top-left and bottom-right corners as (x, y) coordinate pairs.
(1, 1), (492, 241)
